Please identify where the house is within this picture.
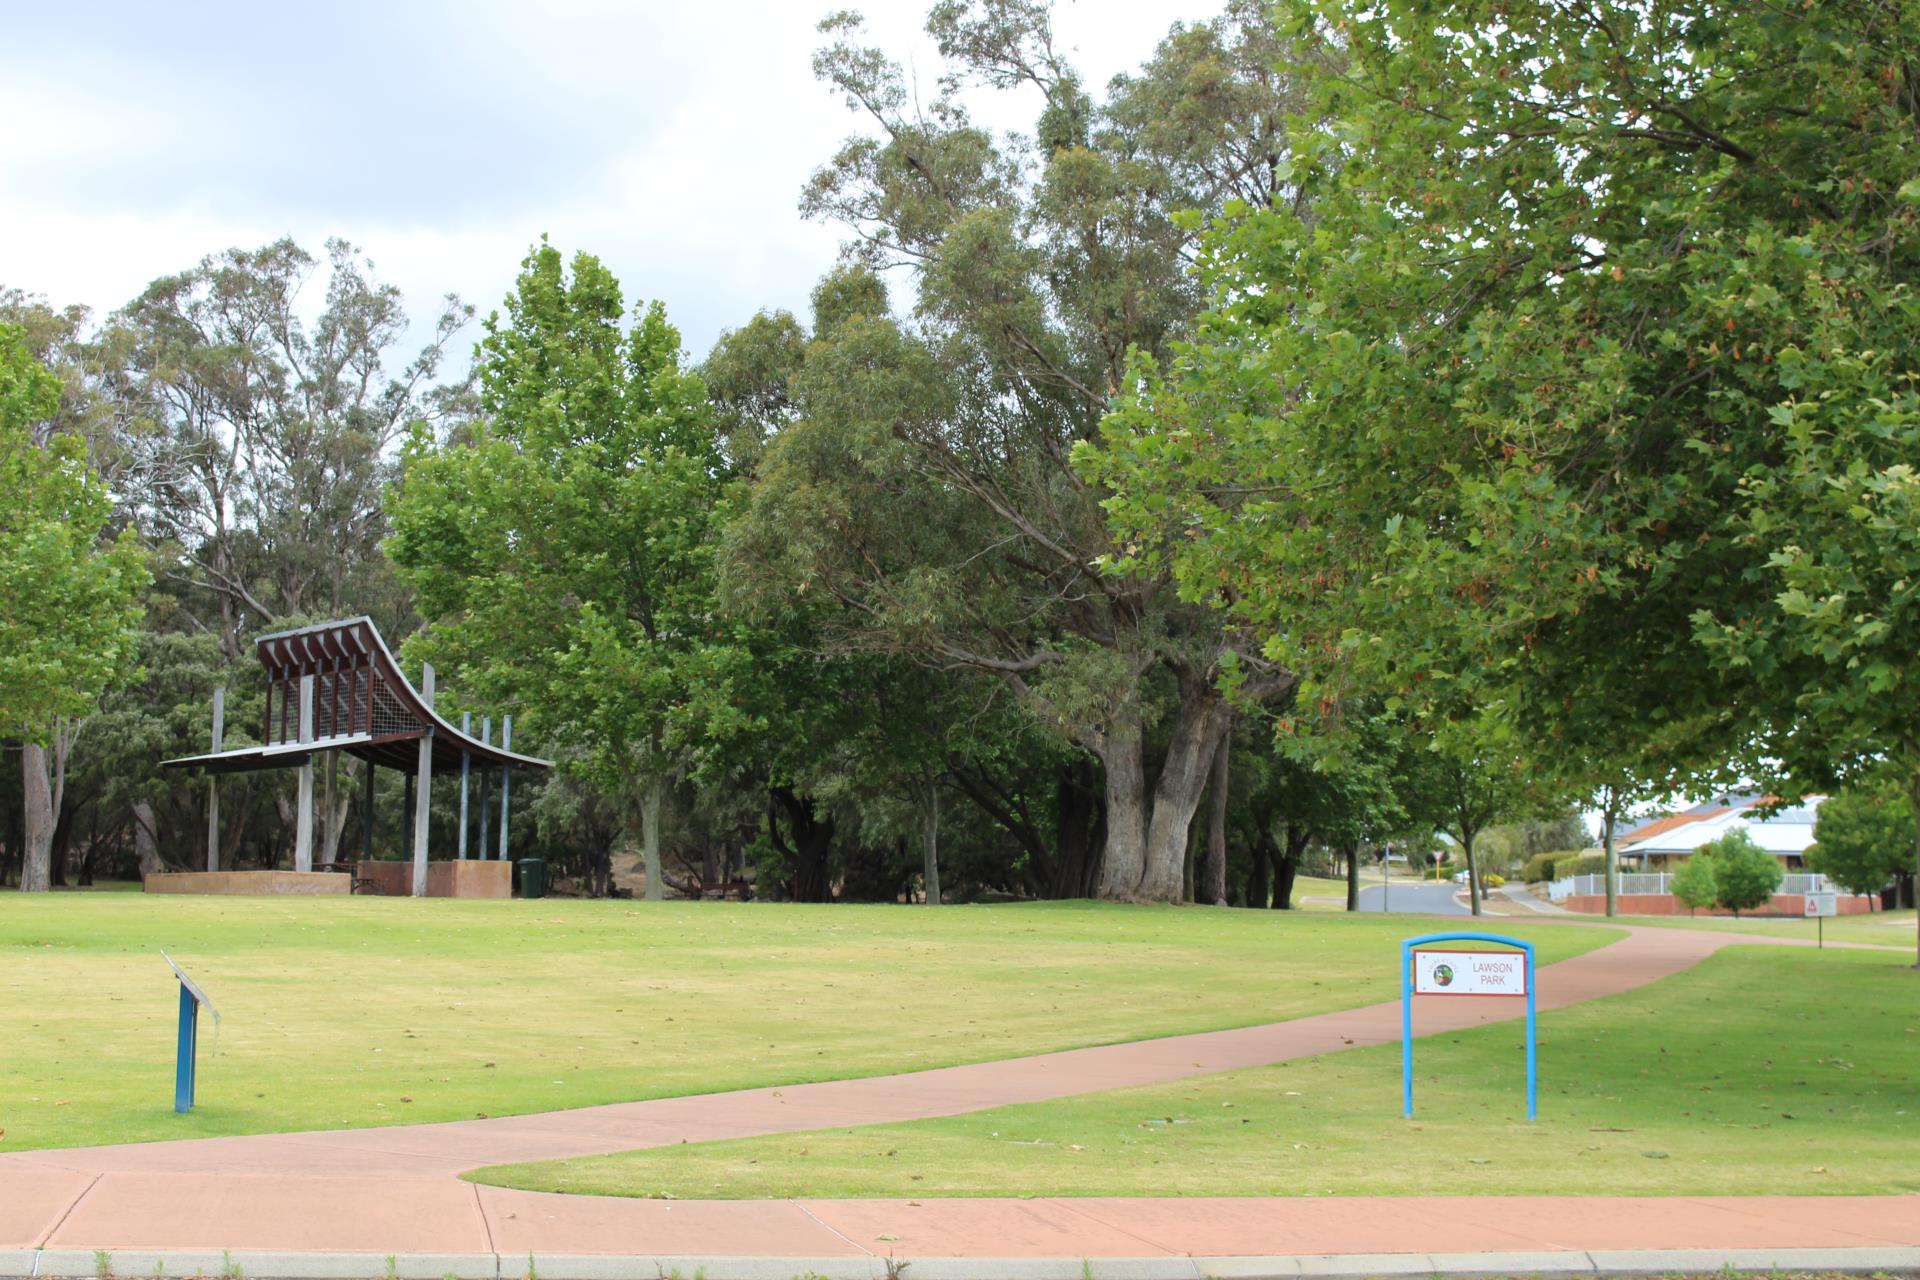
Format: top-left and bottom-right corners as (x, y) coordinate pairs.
(1617, 792), (1823, 871)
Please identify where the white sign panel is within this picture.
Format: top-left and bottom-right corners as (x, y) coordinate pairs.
(1803, 892), (1838, 918)
(1413, 949), (1528, 996)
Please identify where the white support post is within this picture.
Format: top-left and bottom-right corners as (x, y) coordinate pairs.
(498, 714), (512, 862)
(458, 711), (471, 861)
(412, 664), (435, 898)
(294, 676), (315, 872)
(206, 687), (225, 872)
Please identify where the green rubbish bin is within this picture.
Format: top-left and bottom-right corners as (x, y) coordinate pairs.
(515, 857), (547, 899)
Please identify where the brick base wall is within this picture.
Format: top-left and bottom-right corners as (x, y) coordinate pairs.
(353, 859), (513, 898)
(143, 871), (350, 896)
(1562, 892), (1878, 917)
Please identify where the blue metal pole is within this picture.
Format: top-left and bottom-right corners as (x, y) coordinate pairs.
(174, 983), (197, 1113)
(1401, 938), (1414, 1118)
(1524, 941), (1538, 1120)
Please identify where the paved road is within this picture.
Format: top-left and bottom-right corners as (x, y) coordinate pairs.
(1356, 878), (1471, 914)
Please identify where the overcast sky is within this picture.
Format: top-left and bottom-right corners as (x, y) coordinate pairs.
(2, 0), (1218, 366)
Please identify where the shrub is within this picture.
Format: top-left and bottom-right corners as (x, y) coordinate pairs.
(1484, 873), (1506, 888)
(1552, 852), (1609, 879)
(1524, 849), (1594, 882)
(1670, 852), (1717, 913)
(1706, 830), (1784, 916)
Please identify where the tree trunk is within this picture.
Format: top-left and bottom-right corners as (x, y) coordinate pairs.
(1202, 731), (1229, 907)
(770, 787), (834, 903)
(922, 782), (941, 907)
(1137, 694), (1229, 902)
(1464, 829), (1484, 917)
(132, 801), (165, 877)
(1095, 716), (1150, 899)
(1275, 827), (1307, 909)
(1247, 831), (1271, 908)
(1908, 767), (1920, 968)
(21, 744), (54, 892)
(1053, 759), (1103, 898)
(1602, 792), (1619, 919)
(1344, 843), (1360, 911)
(641, 774), (664, 902)
(1182, 815), (1197, 904)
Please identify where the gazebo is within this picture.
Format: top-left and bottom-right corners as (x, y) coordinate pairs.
(160, 617), (551, 897)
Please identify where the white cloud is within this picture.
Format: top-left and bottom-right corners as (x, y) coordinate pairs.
(1, 0), (1220, 361)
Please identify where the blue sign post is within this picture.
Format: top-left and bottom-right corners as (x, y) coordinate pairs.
(1401, 931), (1536, 1121)
(163, 952), (219, 1113)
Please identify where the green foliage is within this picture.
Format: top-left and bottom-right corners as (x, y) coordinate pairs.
(1698, 830), (1785, 917)
(389, 240), (727, 880)
(1809, 779), (1916, 897)
(1521, 850), (1584, 884)
(0, 324), (148, 742)
(1080, 0), (1920, 937)
(720, 3), (1322, 901)
(1551, 853), (1609, 881)
(1669, 851), (1719, 913)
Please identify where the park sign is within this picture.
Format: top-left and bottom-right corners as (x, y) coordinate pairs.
(1401, 932), (1537, 1121)
(1412, 948), (1529, 996)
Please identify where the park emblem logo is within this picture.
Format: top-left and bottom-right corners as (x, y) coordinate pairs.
(1432, 962), (1455, 988)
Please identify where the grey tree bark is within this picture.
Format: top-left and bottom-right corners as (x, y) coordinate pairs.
(1095, 716), (1150, 899)
(1464, 831), (1484, 917)
(922, 781), (942, 906)
(132, 801), (165, 876)
(1908, 765), (1920, 969)
(1601, 785), (1621, 919)
(21, 744), (55, 892)
(1203, 730), (1230, 906)
(640, 775), (664, 902)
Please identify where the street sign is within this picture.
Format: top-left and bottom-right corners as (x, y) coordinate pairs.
(1412, 949), (1529, 996)
(1402, 932), (1537, 1121)
(1804, 891), (1837, 949)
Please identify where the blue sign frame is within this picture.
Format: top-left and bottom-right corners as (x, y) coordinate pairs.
(163, 952), (218, 1113)
(1400, 931), (1536, 1121)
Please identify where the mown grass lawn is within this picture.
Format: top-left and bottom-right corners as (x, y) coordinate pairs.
(475, 945), (1920, 1199)
(1615, 907), (1917, 950)
(0, 895), (1614, 1151)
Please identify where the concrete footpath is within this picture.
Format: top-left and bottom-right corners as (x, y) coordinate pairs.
(4, 925), (1915, 1279)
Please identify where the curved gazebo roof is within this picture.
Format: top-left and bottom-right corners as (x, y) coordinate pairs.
(163, 616), (551, 776)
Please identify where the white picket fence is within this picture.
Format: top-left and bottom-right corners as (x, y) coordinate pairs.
(1548, 871), (1834, 903)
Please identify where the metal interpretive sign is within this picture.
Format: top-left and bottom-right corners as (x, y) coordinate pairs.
(1412, 948), (1530, 996)
(1401, 932), (1537, 1121)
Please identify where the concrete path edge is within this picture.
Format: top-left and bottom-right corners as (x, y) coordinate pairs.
(11, 1245), (1920, 1280)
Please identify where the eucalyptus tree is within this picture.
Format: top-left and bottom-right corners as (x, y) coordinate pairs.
(97, 237), (472, 659)
(725, 1), (1317, 902)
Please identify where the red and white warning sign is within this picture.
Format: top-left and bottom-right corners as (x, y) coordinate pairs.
(1413, 949), (1528, 996)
